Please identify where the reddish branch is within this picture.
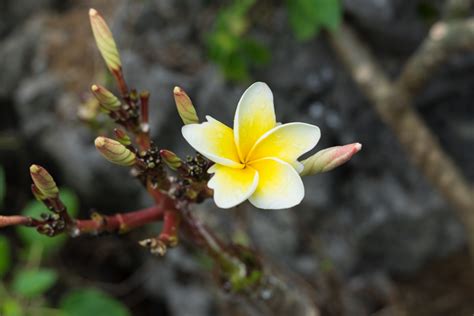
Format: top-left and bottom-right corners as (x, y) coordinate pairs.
(112, 68), (129, 97)
(0, 215), (32, 228)
(158, 209), (180, 245)
(0, 205), (165, 235)
(74, 205), (165, 235)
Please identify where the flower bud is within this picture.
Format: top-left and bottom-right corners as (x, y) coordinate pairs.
(114, 128), (131, 146)
(300, 143), (362, 176)
(89, 8), (122, 74)
(95, 137), (136, 166)
(173, 86), (199, 125)
(91, 84), (121, 112)
(29, 165), (59, 199)
(31, 184), (47, 201)
(160, 150), (182, 170)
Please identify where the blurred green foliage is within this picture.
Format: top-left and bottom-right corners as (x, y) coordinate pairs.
(0, 236), (11, 278)
(60, 289), (130, 316)
(207, 0), (270, 81)
(207, 0), (341, 81)
(0, 187), (131, 315)
(11, 268), (58, 298)
(286, 0), (341, 40)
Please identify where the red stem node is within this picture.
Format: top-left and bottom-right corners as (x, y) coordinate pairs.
(159, 209), (180, 246)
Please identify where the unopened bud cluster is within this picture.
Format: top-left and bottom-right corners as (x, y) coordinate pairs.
(36, 213), (65, 237)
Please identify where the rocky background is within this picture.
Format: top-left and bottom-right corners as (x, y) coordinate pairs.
(1, 0), (473, 315)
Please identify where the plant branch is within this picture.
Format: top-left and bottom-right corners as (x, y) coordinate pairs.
(328, 23), (474, 256)
(74, 205), (165, 235)
(0, 205), (165, 236)
(443, 0), (473, 20)
(396, 18), (474, 99)
(0, 215), (32, 228)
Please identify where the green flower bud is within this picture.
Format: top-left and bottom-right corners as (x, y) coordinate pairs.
(91, 84), (121, 112)
(89, 8), (122, 74)
(29, 165), (59, 199)
(160, 150), (182, 170)
(173, 86), (199, 125)
(114, 128), (132, 146)
(95, 137), (136, 166)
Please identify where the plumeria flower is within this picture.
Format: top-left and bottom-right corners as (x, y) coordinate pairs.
(182, 82), (320, 209)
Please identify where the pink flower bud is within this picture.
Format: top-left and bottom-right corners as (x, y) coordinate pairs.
(300, 143), (362, 176)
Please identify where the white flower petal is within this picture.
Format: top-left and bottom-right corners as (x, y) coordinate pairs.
(247, 123), (320, 164)
(234, 82), (276, 161)
(182, 116), (243, 168)
(208, 164), (259, 209)
(292, 161), (304, 173)
(248, 158), (304, 209)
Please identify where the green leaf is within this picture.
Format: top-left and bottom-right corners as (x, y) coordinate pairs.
(16, 188), (79, 253)
(60, 288), (130, 316)
(315, 0), (342, 31)
(58, 188), (79, 217)
(287, 0), (320, 40)
(286, 0), (341, 40)
(1, 299), (23, 316)
(0, 235), (11, 277)
(222, 53), (250, 82)
(0, 166), (5, 206)
(11, 268), (58, 298)
(207, 0), (267, 82)
(241, 39), (271, 65)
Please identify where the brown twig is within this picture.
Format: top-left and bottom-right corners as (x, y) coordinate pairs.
(397, 18), (474, 99)
(443, 0), (473, 20)
(328, 23), (474, 256)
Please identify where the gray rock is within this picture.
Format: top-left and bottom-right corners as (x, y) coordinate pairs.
(0, 0), (57, 37)
(143, 248), (214, 316)
(15, 73), (60, 136)
(0, 17), (43, 97)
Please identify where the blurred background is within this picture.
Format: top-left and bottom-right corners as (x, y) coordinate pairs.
(1, 0), (473, 315)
